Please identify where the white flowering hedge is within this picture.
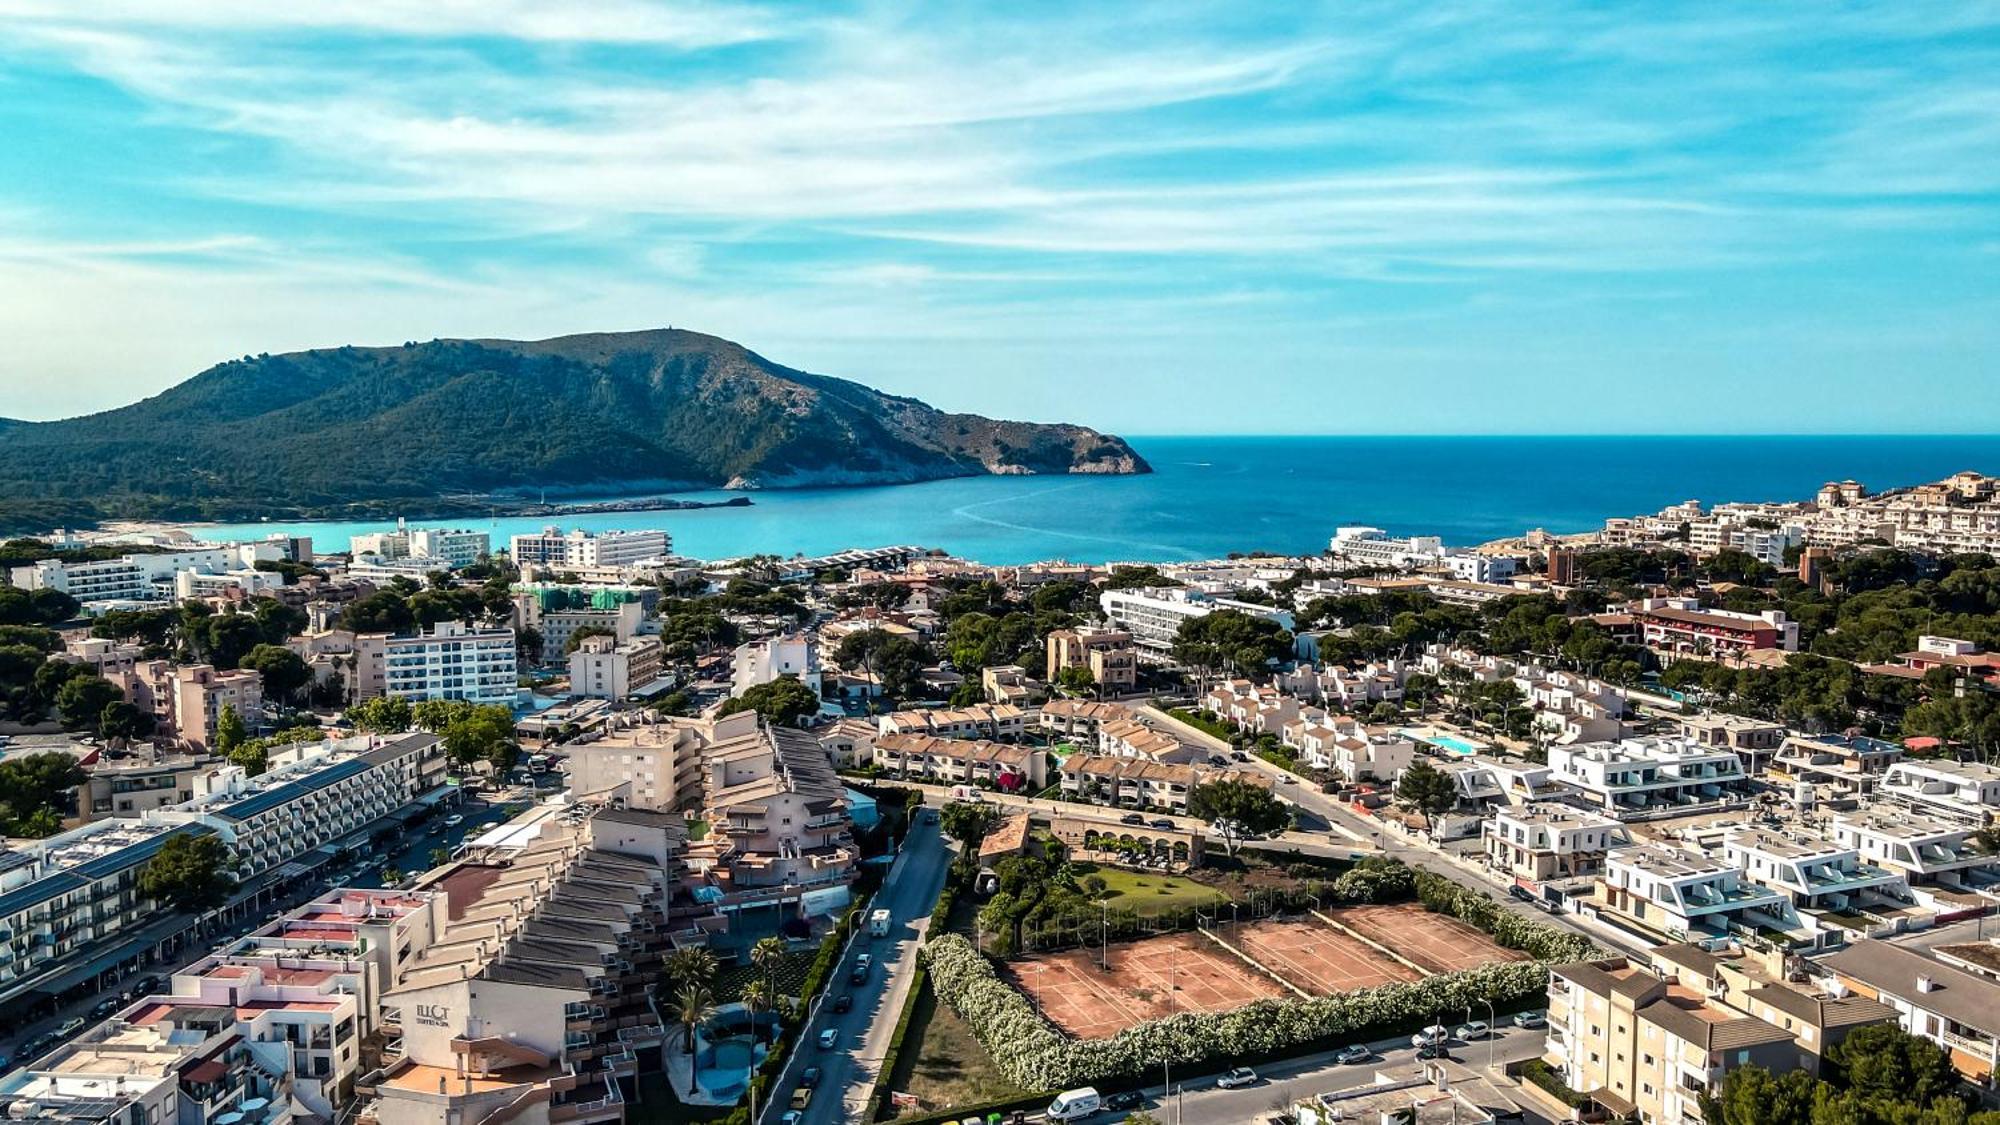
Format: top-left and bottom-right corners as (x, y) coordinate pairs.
(924, 933), (1550, 1090)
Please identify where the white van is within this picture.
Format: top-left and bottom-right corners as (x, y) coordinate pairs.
(1046, 1087), (1101, 1121)
(949, 785), (985, 802)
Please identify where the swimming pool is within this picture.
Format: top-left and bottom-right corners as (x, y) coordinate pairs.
(1400, 728), (1484, 755)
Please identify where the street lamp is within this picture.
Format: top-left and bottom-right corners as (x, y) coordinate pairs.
(1099, 900), (1110, 970)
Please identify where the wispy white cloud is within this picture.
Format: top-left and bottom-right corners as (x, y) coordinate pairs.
(0, 1), (1995, 428)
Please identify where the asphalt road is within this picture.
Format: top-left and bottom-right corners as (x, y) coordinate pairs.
(773, 816), (951, 1125)
(1077, 1021), (1554, 1125)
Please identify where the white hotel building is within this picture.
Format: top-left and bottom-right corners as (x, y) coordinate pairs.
(1099, 588), (1294, 654)
(9, 542), (287, 605)
(382, 621), (519, 707)
(510, 527), (672, 569)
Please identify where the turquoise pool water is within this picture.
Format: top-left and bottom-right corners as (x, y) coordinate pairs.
(1402, 729), (1483, 755)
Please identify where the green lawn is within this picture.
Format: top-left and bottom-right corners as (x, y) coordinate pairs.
(886, 982), (1029, 1118)
(710, 950), (816, 1003)
(1072, 862), (1228, 912)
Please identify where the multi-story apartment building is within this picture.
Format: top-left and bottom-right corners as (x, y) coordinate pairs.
(1291, 719), (1414, 782)
(8, 542), (284, 605)
(1036, 699), (1132, 740)
(1484, 804), (1631, 887)
(1877, 759), (2000, 826)
(1823, 939), (2000, 1086)
(1768, 734), (1904, 796)
(1598, 844), (1792, 940)
(877, 703), (1027, 741)
(871, 733), (1047, 791)
(362, 809), (681, 1125)
(1058, 755), (1251, 813)
(684, 723), (857, 916)
(1098, 588), (1293, 654)
(1548, 738), (1751, 814)
(1832, 810), (1998, 889)
(1677, 714), (1787, 773)
(0, 1021), (228, 1125)
(382, 621), (519, 707)
(0, 734), (448, 1013)
(729, 633), (822, 698)
(1546, 955), (1797, 1125)
(1615, 598), (1800, 660)
(1722, 828), (1910, 924)
(194, 734), (450, 880)
(568, 634), (665, 700)
(509, 527), (672, 569)
(1044, 626), (1138, 690)
(0, 821), (218, 1009)
(84, 744), (216, 819)
(171, 664), (266, 750)
(1097, 718), (1203, 766)
(564, 712), (741, 812)
(516, 590), (648, 658)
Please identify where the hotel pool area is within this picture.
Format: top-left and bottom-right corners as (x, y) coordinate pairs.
(1400, 728), (1487, 756)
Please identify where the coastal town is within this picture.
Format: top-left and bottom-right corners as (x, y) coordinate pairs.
(0, 469), (1998, 1125)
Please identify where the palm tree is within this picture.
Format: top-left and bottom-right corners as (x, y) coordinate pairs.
(749, 936), (787, 1009)
(664, 947), (718, 993)
(672, 985), (717, 1092)
(738, 979), (772, 1125)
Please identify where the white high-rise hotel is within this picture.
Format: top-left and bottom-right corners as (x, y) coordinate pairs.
(509, 526), (672, 568)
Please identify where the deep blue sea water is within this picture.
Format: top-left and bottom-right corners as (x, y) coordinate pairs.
(193, 436), (2000, 565)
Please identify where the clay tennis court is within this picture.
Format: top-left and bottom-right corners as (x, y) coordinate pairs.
(1226, 917), (1422, 994)
(1003, 932), (1287, 1039)
(1326, 902), (1531, 974)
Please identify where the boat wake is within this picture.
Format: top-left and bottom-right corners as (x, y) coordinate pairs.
(950, 484), (1199, 559)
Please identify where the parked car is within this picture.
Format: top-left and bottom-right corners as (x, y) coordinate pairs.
(790, 1086), (813, 1110)
(1335, 1044), (1373, 1064)
(1508, 885), (1536, 903)
(779, 1113), (802, 1125)
(1208, 755), (1228, 767)
(1456, 1021), (1491, 1041)
(444, 814), (465, 828)
(1102, 1091), (1144, 1111)
(1119, 813), (1146, 825)
(1149, 818), (1176, 829)
(1231, 751), (1249, 762)
(22, 1033), (58, 1059)
(56, 1018), (84, 1037)
(89, 999), (119, 1020)
(1216, 1067), (1259, 1089)
(1415, 1043), (1451, 1060)
(1411, 1024), (1450, 1049)
(832, 994), (852, 1014)
(800, 1066), (822, 1089)
(1512, 1011), (1547, 1030)
(1279, 775), (1297, 784)
(817, 1028), (839, 1049)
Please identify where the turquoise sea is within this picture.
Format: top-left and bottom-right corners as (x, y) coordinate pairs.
(194, 436), (2000, 566)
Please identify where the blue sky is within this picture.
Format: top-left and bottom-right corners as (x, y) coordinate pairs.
(0, 2), (1995, 434)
